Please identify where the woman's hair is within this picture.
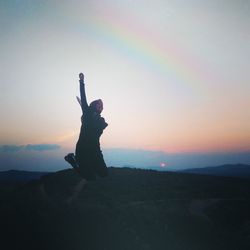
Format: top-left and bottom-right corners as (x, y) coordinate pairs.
(90, 99), (102, 112)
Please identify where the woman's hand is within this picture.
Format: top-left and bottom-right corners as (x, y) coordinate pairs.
(79, 73), (84, 81)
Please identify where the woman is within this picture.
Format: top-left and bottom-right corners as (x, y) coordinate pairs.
(65, 73), (108, 180)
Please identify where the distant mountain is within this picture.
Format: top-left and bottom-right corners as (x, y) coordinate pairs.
(180, 164), (250, 179)
(0, 170), (50, 184)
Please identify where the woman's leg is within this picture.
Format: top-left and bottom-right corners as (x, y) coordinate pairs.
(94, 150), (108, 177)
(64, 153), (80, 174)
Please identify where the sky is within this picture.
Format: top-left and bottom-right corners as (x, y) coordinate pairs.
(0, 0), (250, 171)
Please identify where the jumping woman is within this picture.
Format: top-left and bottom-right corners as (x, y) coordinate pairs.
(65, 73), (108, 180)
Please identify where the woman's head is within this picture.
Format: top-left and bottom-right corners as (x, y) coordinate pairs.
(90, 99), (103, 114)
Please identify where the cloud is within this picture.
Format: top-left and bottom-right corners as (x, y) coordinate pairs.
(0, 145), (24, 152)
(0, 144), (60, 153)
(25, 144), (60, 151)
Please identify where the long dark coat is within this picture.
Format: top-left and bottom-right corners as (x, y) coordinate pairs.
(75, 80), (108, 180)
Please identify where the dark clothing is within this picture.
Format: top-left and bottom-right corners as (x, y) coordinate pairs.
(75, 80), (108, 180)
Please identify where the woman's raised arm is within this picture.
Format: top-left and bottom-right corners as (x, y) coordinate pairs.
(79, 73), (88, 114)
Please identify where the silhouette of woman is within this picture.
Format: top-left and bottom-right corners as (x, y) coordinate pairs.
(65, 73), (108, 180)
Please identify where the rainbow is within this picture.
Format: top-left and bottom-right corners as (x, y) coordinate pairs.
(78, 10), (215, 91)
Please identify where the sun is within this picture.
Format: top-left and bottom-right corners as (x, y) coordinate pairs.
(160, 162), (167, 168)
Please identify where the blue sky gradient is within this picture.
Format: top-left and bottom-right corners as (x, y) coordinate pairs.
(1, 0), (249, 171)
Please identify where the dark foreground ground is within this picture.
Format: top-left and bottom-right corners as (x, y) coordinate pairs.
(1, 167), (250, 250)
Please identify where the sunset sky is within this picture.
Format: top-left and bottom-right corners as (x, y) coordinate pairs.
(1, 0), (249, 171)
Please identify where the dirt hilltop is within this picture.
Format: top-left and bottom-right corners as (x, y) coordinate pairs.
(1, 167), (250, 250)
